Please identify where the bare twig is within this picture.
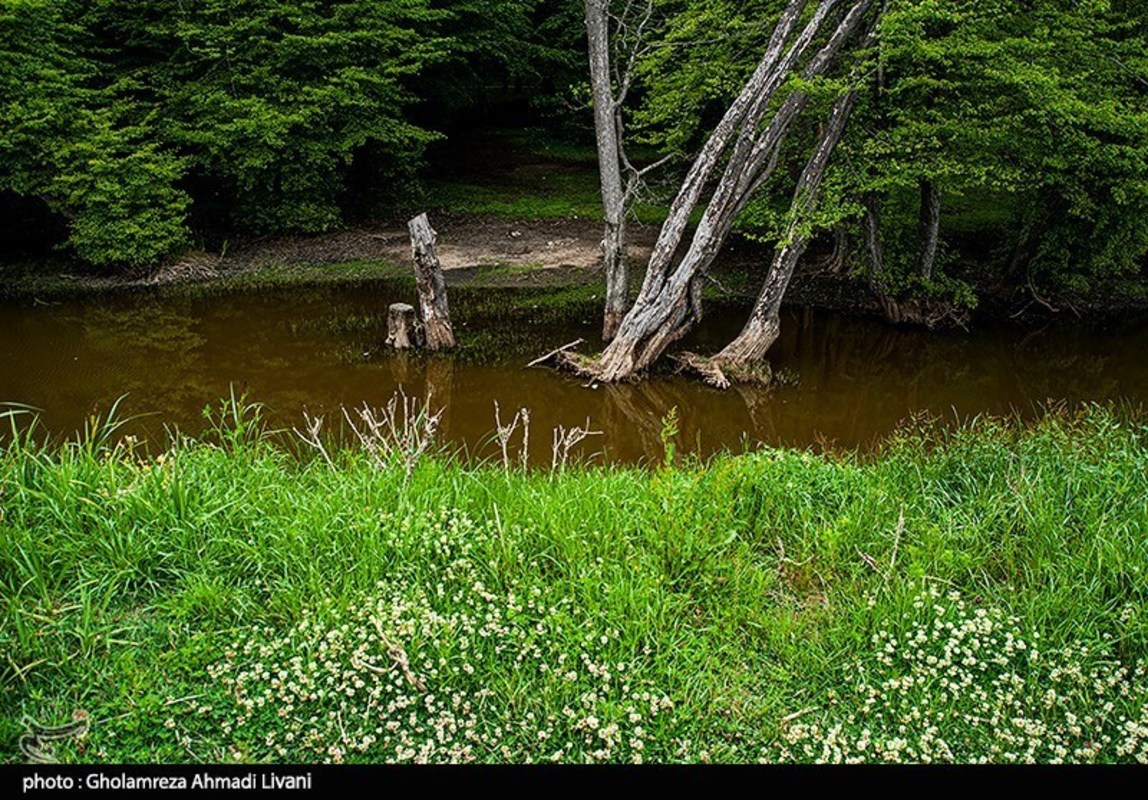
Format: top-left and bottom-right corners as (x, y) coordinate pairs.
(341, 388), (443, 475)
(370, 618), (427, 692)
(528, 339), (585, 368)
(551, 418), (604, 469)
(293, 409), (334, 467)
(493, 401), (531, 471)
(781, 707), (816, 723)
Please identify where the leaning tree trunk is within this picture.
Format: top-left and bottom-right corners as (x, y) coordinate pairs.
(408, 213), (456, 350)
(916, 178), (941, 280)
(635, 0), (840, 292)
(586, 0), (629, 342)
(709, 89), (860, 374)
(592, 0), (874, 382)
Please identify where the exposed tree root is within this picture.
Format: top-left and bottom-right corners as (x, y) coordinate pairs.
(870, 287), (971, 330)
(529, 342), (775, 391)
(674, 352), (731, 389)
(674, 352), (773, 390)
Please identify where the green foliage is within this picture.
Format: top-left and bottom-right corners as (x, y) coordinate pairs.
(2, 0), (1146, 300)
(0, 1), (190, 266)
(144, 0), (449, 233)
(868, 0), (1148, 289)
(630, 0), (1148, 298)
(416, 0), (585, 119)
(0, 0), (576, 266)
(51, 119), (192, 266)
(629, 0), (790, 153)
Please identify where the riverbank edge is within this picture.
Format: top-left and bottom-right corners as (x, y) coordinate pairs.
(4, 214), (1148, 329)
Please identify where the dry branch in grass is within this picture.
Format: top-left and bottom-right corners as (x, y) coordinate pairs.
(294, 410), (334, 467)
(551, 418), (603, 469)
(493, 401), (531, 471)
(341, 388), (444, 475)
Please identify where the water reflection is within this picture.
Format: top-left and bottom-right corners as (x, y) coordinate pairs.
(1, 283), (1145, 464)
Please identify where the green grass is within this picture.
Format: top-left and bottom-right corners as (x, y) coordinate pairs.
(1, 399), (1147, 763)
(0, 257), (416, 302)
(424, 127), (676, 225)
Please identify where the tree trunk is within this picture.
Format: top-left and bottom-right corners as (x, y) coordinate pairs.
(862, 193), (884, 278)
(586, 1), (629, 342)
(601, 219), (628, 340)
(917, 178), (941, 280)
(620, 0), (814, 306)
(386, 302), (421, 349)
(408, 213), (456, 350)
(863, 193), (903, 322)
(592, 0), (874, 382)
(827, 223), (849, 272)
(711, 89), (859, 371)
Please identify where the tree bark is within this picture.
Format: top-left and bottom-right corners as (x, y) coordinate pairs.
(408, 213), (456, 350)
(917, 178), (941, 280)
(863, 192), (904, 322)
(862, 193), (884, 278)
(586, 0), (629, 342)
(710, 89), (860, 371)
(592, 0), (874, 382)
(386, 302), (421, 349)
(826, 223), (849, 272)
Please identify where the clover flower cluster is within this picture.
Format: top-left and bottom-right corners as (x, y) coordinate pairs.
(774, 588), (1148, 763)
(169, 510), (675, 763)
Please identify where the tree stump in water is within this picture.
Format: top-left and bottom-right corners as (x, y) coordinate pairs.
(386, 302), (421, 349)
(408, 213), (456, 350)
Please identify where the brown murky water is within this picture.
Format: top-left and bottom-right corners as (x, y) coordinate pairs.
(2, 282), (1146, 465)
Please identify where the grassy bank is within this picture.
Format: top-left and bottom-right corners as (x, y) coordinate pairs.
(2, 401), (1147, 763)
(0, 257), (411, 301)
(425, 128), (674, 225)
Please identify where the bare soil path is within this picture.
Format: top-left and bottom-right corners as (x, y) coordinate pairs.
(220, 213), (658, 273)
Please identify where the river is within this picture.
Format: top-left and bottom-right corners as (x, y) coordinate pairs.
(2, 281), (1146, 465)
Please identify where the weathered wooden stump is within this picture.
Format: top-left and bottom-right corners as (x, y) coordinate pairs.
(408, 213), (456, 350)
(386, 302), (421, 349)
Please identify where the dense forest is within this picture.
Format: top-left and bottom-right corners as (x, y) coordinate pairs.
(2, 1), (1145, 306)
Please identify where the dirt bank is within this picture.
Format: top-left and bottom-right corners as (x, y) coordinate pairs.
(223, 213), (660, 273)
(0, 214), (665, 297)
